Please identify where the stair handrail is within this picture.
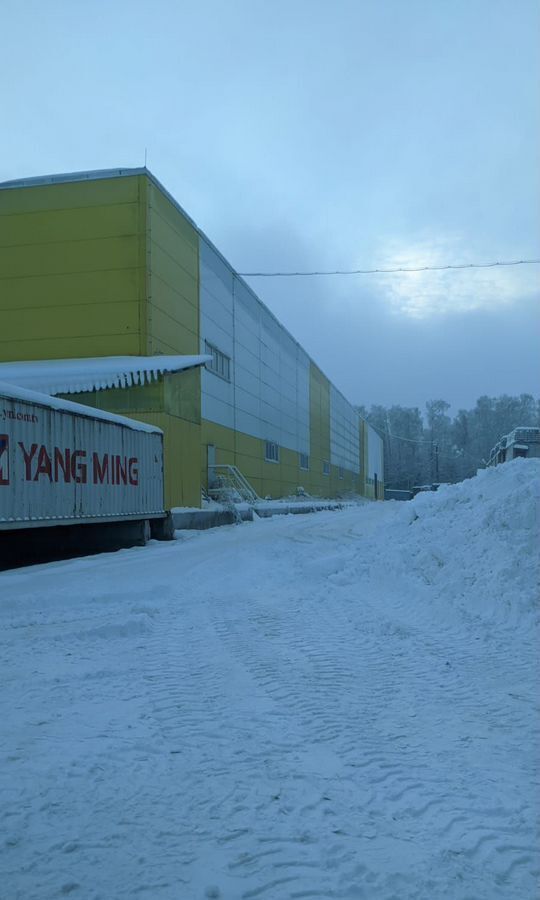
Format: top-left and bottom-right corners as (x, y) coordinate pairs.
(208, 464), (261, 503)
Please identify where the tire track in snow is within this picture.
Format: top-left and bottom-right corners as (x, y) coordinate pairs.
(141, 586), (340, 899)
(172, 516), (539, 899)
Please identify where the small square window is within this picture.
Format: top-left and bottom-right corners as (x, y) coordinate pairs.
(299, 453), (309, 471)
(322, 460), (330, 476)
(265, 441), (279, 463)
(204, 340), (231, 382)
(338, 466), (344, 479)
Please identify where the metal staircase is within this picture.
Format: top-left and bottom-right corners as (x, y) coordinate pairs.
(207, 465), (261, 504)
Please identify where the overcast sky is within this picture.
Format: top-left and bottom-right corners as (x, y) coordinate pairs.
(2, 0), (539, 414)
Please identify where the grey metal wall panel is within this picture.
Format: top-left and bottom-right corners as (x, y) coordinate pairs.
(0, 394), (164, 527)
(330, 386), (361, 474)
(367, 423), (384, 481)
(199, 240), (311, 455)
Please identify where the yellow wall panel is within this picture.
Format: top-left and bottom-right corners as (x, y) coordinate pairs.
(148, 206), (198, 280)
(1, 268), (142, 311)
(0, 175), (147, 363)
(146, 181), (199, 357)
(148, 184), (198, 265)
(0, 235), (140, 279)
(0, 333), (140, 363)
(1, 301), (139, 342)
(148, 243), (198, 299)
(164, 368), (201, 425)
(0, 176), (141, 214)
(146, 303), (199, 356)
(62, 380), (164, 416)
(0, 202), (140, 248)
(148, 275), (199, 331)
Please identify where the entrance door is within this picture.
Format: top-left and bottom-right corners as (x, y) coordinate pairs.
(207, 444), (216, 488)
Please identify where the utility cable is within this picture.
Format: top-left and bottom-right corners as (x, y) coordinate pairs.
(365, 423), (484, 463)
(239, 258), (540, 277)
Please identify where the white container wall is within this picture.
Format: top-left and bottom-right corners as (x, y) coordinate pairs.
(0, 387), (165, 529)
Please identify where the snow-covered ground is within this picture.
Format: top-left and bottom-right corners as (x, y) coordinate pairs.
(1, 460), (539, 900)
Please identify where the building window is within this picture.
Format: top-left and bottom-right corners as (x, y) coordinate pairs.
(299, 452), (309, 470)
(322, 460), (330, 476)
(265, 441), (279, 463)
(204, 340), (231, 382)
(338, 466), (344, 479)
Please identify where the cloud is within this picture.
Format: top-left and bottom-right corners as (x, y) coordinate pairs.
(370, 235), (539, 319)
(213, 219), (539, 413)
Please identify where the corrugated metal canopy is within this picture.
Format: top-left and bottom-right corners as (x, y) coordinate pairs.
(0, 355), (211, 396)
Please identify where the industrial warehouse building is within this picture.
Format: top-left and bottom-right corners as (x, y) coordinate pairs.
(0, 168), (384, 509)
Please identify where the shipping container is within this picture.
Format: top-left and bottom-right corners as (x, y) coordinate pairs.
(0, 382), (165, 530)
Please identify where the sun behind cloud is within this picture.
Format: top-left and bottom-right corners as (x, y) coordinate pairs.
(375, 237), (537, 319)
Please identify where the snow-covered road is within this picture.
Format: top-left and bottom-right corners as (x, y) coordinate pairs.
(1, 461), (539, 900)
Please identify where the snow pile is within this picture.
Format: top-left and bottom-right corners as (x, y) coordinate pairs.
(366, 458), (540, 628)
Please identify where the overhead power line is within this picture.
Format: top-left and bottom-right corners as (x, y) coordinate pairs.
(365, 422), (483, 463)
(239, 258), (540, 277)
(388, 430), (480, 460)
(379, 431), (432, 445)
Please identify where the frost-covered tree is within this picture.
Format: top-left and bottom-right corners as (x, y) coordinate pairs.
(425, 399), (453, 482)
(356, 394), (539, 488)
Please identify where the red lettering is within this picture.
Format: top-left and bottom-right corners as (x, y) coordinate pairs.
(54, 448), (71, 483)
(115, 455), (127, 485)
(128, 457), (138, 486)
(34, 445), (52, 481)
(17, 443), (138, 486)
(18, 442), (38, 480)
(71, 450), (87, 484)
(92, 452), (109, 484)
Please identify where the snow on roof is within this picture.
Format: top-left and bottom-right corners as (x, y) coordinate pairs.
(0, 168), (147, 190)
(506, 426), (540, 442)
(0, 355), (211, 396)
(0, 380), (162, 434)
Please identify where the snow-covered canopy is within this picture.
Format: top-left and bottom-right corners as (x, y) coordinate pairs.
(0, 355), (211, 396)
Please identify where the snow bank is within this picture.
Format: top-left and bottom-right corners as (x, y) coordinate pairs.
(368, 459), (540, 629)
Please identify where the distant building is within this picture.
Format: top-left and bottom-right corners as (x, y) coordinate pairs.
(488, 427), (540, 467)
(0, 168), (384, 508)
(384, 488), (413, 501)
